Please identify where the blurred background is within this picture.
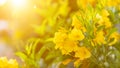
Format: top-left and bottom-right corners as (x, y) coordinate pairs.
(0, 0), (41, 60)
(0, 0), (75, 66)
(0, 0), (120, 68)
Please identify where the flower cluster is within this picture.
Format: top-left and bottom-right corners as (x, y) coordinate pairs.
(53, 13), (91, 66)
(77, 0), (120, 9)
(0, 57), (18, 68)
(93, 9), (119, 46)
(53, 0), (120, 67)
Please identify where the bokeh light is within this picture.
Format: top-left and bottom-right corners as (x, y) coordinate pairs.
(0, 0), (7, 6)
(0, 20), (8, 31)
(10, 0), (28, 8)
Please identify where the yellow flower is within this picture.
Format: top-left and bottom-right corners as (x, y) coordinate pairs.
(96, 9), (112, 28)
(104, 17), (112, 28)
(108, 32), (120, 45)
(93, 31), (106, 45)
(69, 28), (85, 41)
(53, 28), (68, 50)
(53, 28), (79, 55)
(72, 15), (81, 28)
(0, 57), (8, 68)
(72, 15), (86, 32)
(8, 59), (18, 68)
(0, 57), (18, 68)
(101, 9), (109, 17)
(106, 0), (120, 7)
(98, 17), (112, 28)
(60, 40), (78, 55)
(77, 0), (96, 9)
(53, 28), (67, 44)
(75, 47), (91, 60)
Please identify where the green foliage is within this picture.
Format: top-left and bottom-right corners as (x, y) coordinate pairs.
(16, 38), (46, 68)
(15, 0), (120, 68)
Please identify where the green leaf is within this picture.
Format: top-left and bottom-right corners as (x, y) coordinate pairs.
(16, 52), (27, 62)
(45, 51), (57, 61)
(36, 46), (47, 60)
(31, 39), (41, 59)
(32, 20), (47, 35)
(25, 41), (33, 55)
(45, 38), (53, 42)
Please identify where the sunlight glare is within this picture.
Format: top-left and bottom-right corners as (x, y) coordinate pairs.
(11, 0), (27, 8)
(0, 0), (7, 6)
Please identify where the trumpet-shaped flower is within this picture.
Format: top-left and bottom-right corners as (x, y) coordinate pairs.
(53, 28), (67, 44)
(53, 28), (78, 55)
(72, 15), (86, 32)
(96, 10), (112, 28)
(69, 28), (85, 41)
(60, 40), (78, 55)
(108, 32), (120, 45)
(75, 46), (91, 60)
(0, 57), (18, 68)
(93, 31), (106, 45)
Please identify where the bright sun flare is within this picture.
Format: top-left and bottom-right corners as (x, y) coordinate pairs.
(11, 0), (27, 8)
(0, 0), (7, 5)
